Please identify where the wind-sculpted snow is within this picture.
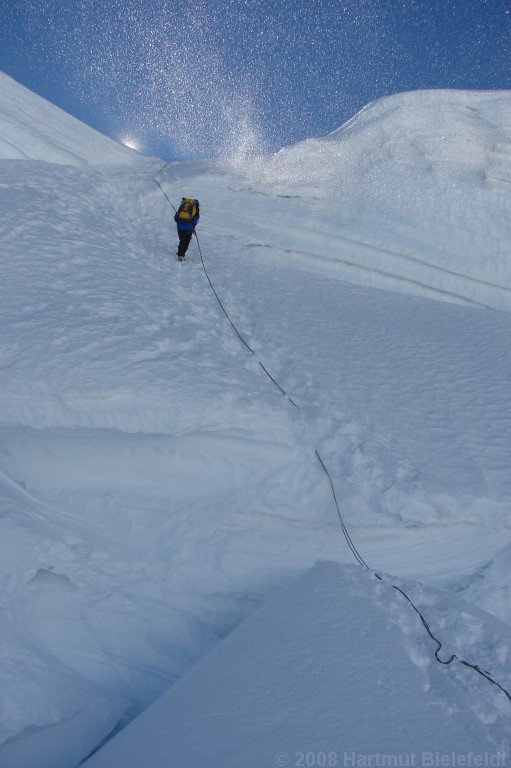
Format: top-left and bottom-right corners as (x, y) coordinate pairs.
(0, 79), (511, 765)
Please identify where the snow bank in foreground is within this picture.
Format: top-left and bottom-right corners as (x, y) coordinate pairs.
(0, 72), (149, 166)
(84, 562), (511, 767)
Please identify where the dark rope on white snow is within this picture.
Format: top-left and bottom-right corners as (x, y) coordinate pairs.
(154, 170), (511, 709)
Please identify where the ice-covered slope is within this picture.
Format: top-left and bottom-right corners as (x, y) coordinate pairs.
(0, 71), (148, 165)
(1, 79), (511, 766)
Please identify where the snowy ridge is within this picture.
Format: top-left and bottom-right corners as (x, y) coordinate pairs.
(1, 74), (511, 765)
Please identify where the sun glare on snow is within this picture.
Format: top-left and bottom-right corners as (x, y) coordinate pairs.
(121, 136), (140, 150)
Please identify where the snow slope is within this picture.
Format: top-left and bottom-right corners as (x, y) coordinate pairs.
(216, 88), (511, 310)
(0, 72), (147, 165)
(84, 562), (511, 768)
(0, 75), (510, 766)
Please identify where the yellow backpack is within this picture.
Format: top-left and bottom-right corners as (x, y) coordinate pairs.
(177, 198), (199, 221)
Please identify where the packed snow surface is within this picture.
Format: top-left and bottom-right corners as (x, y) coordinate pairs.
(0, 76), (510, 766)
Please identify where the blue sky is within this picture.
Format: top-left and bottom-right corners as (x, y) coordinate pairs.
(1, 0), (509, 161)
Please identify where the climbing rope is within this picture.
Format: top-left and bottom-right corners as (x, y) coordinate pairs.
(388, 579), (511, 704)
(154, 170), (511, 708)
(193, 229), (370, 569)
